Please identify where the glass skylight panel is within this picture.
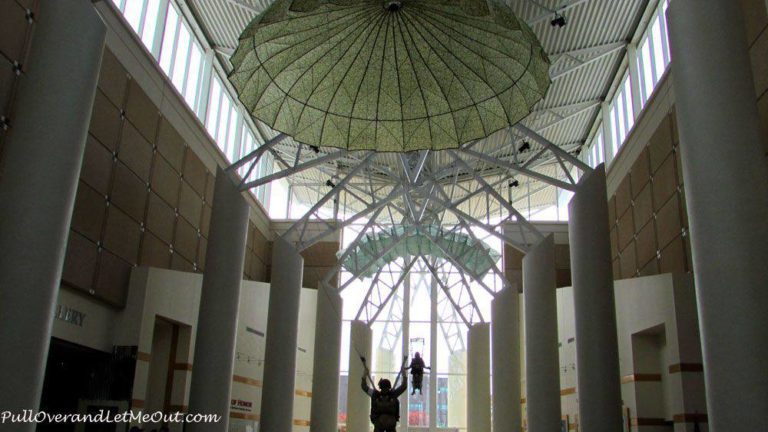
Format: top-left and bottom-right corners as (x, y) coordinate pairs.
(158, 5), (179, 73)
(651, 18), (666, 81)
(140, 0), (163, 51)
(616, 93), (626, 145)
(640, 39), (654, 102)
(171, 24), (191, 91)
(110, 0), (273, 209)
(184, 42), (203, 107)
(205, 77), (222, 137)
(122, 0), (143, 35)
(623, 76), (634, 131)
(216, 97), (231, 151)
(226, 107), (240, 161)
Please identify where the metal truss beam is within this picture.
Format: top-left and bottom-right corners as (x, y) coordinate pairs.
(513, 124), (592, 173)
(422, 257), (481, 325)
(356, 259), (416, 324)
(550, 41), (627, 80)
(459, 147), (577, 191)
(526, 0), (592, 26)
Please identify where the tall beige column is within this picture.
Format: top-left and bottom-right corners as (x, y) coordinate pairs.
(187, 169), (250, 432)
(259, 238), (305, 432)
(467, 323), (491, 432)
(347, 320), (373, 432)
(568, 166), (623, 432)
(492, 287), (522, 432)
(523, 235), (561, 432)
(668, 2), (768, 429)
(310, 284), (343, 432)
(0, 1), (105, 426)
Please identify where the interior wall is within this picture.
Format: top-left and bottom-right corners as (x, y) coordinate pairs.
(604, 0), (768, 281)
(739, 0), (768, 168)
(0, 0), (273, 310)
(503, 222), (572, 289)
(519, 273), (706, 432)
(0, 0), (34, 154)
(606, 106), (692, 281)
(270, 221), (342, 289)
(122, 267), (318, 431)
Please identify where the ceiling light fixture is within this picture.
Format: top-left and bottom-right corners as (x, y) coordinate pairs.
(551, 13), (566, 28)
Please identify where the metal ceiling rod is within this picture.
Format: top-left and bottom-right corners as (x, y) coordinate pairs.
(436, 251), (492, 317)
(281, 153), (376, 241)
(535, 101), (600, 133)
(221, 0), (259, 14)
(430, 194), (528, 251)
(399, 150), (430, 184)
(362, 259), (417, 324)
(449, 217), (515, 292)
(448, 151), (546, 241)
(227, 133), (287, 173)
(335, 228), (415, 292)
(317, 209), (387, 288)
(548, 41), (627, 69)
(513, 124), (592, 172)
(421, 257), (477, 326)
(460, 147), (576, 190)
(550, 41), (627, 80)
(296, 187), (404, 252)
(526, 0), (592, 25)
(240, 148), (348, 190)
(437, 300), (466, 353)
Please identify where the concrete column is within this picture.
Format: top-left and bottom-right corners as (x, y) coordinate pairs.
(492, 287), (522, 432)
(310, 283), (343, 432)
(627, 43), (643, 117)
(467, 323), (491, 432)
(429, 277), (438, 432)
(400, 269), (411, 429)
(187, 169), (250, 432)
(347, 321), (373, 432)
(601, 101), (615, 163)
(259, 237), (305, 432)
(668, 2), (768, 430)
(447, 351), (467, 428)
(523, 235), (561, 432)
(568, 166), (623, 432)
(0, 0), (105, 422)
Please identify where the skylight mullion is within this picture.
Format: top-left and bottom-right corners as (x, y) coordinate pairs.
(136, 0), (149, 37)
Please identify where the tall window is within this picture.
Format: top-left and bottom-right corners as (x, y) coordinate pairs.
(158, 3), (206, 110)
(112, 0), (165, 50)
(204, 76), (242, 162)
(636, 0), (671, 106)
(110, 0), (277, 210)
(592, 0), (670, 166)
(608, 72), (634, 156)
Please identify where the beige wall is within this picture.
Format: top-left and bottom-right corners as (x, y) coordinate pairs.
(740, 0), (768, 167)
(270, 221), (342, 289)
(519, 274), (706, 432)
(122, 267), (318, 431)
(0, 0), (274, 309)
(504, 222), (572, 289)
(603, 0), (768, 282)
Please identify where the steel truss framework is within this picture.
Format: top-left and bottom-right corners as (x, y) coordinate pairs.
(227, 124), (593, 350)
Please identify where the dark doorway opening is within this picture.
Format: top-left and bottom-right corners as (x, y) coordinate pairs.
(39, 338), (135, 432)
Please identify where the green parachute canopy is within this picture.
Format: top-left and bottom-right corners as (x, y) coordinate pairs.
(339, 225), (501, 279)
(229, 0), (550, 152)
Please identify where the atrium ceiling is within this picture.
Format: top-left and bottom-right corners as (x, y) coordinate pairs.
(180, 0), (649, 224)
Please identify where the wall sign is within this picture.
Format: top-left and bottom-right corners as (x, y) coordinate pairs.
(54, 304), (86, 327)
